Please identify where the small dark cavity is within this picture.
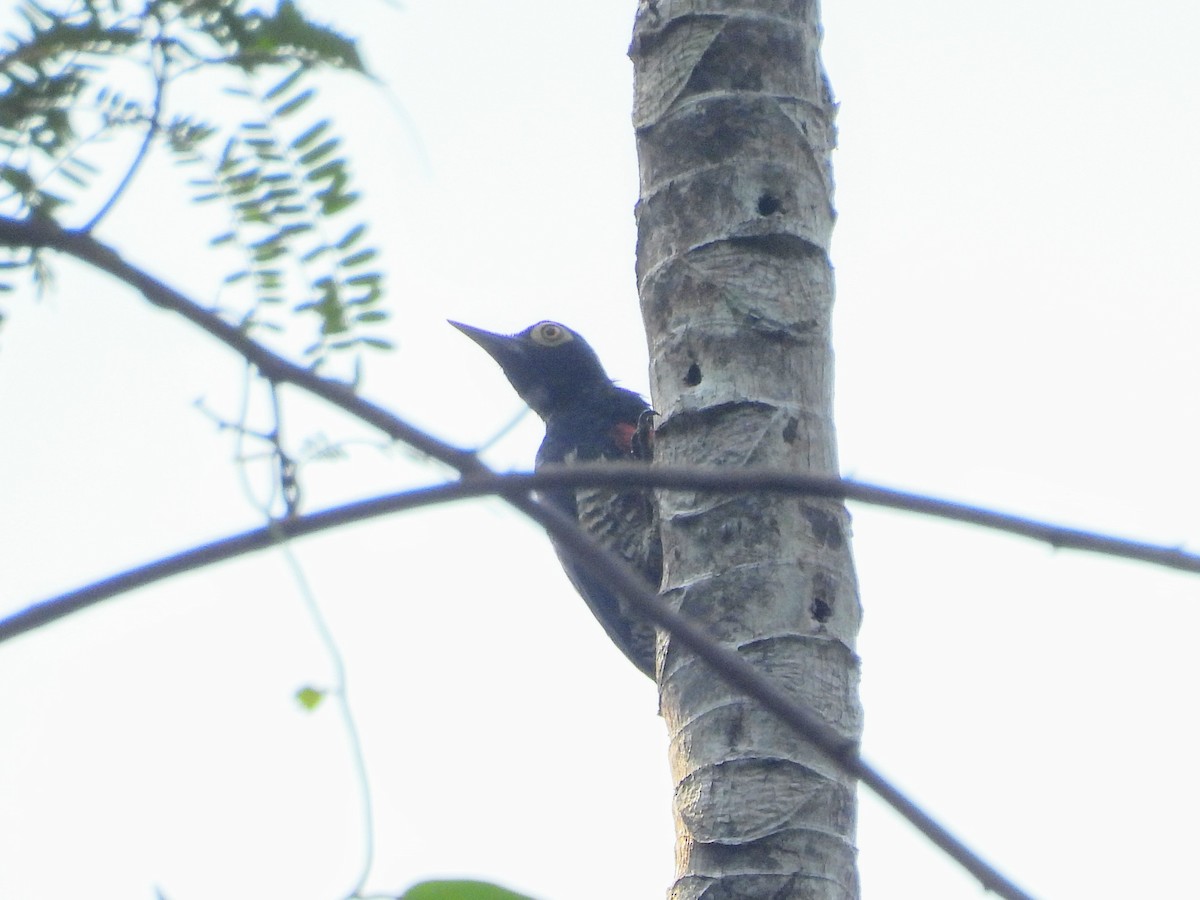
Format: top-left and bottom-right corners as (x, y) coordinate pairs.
(811, 596), (832, 623)
(782, 416), (800, 444)
(684, 362), (702, 386)
(757, 192), (782, 216)
(724, 705), (747, 747)
(801, 503), (844, 549)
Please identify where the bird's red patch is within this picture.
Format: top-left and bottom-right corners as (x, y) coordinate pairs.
(610, 421), (638, 456)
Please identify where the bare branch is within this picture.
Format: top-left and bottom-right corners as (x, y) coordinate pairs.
(9, 464), (1194, 645)
(0, 213), (482, 474)
(527, 464), (1200, 574)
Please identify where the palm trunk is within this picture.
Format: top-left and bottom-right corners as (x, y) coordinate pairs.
(630, 2), (863, 897)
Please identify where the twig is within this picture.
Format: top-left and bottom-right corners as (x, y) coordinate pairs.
(274, 536), (377, 900)
(82, 29), (169, 232)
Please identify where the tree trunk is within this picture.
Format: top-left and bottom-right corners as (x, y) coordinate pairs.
(630, 2), (863, 897)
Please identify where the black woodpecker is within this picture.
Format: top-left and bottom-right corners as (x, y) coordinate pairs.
(451, 320), (661, 679)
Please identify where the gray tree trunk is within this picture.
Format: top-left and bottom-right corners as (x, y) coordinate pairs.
(630, 2), (863, 897)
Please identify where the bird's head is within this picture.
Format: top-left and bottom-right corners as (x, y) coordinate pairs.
(450, 320), (612, 420)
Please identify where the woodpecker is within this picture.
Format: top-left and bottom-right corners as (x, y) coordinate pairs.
(451, 320), (661, 679)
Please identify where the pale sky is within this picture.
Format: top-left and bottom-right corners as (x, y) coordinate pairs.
(2, 1), (1199, 898)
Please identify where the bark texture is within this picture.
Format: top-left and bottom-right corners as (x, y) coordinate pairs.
(630, 2), (863, 897)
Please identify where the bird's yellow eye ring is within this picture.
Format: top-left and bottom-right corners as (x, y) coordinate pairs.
(530, 321), (574, 347)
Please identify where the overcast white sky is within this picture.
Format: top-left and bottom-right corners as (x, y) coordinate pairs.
(2, 1), (1199, 898)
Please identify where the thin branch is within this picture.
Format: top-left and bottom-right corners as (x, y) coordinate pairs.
(7, 465), (1194, 645)
(528, 465), (1200, 574)
(275, 539), (378, 900)
(81, 29), (169, 232)
(0, 213), (482, 473)
(217, 367), (376, 898)
(266, 378), (301, 517)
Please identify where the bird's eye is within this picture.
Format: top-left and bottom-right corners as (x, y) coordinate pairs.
(530, 321), (574, 346)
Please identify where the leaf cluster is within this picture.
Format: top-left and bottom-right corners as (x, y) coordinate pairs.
(183, 66), (389, 367)
(0, 0), (388, 367)
(0, 1), (140, 216)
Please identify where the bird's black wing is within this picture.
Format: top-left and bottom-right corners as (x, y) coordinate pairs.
(536, 390), (661, 679)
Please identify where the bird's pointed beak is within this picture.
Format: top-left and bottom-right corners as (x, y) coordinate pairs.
(449, 320), (527, 369)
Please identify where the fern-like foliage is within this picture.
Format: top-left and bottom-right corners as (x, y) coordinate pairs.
(0, 1), (141, 215)
(176, 67), (387, 366)
(0, 0), (389, 369)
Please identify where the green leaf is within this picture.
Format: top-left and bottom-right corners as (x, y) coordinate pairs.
(253, 244), (286, 263)
(358, 336), (394, 351)
(304, 160), (342, 183)
(244, 136), (279, 157)
(273, 221), (311, 238)
(335, 223), (366, 249)
(262, 67), (305, 102)
(290, 119), (329, 151)
(319, 190), (358, 215)
(339, 248), (376, 268)
(399, 880), (536, 900)
(298, 137), (339, 166)
(294, 686), (325, 711)
(273, 87), (314, 118)
(343, 273), (381, 291)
